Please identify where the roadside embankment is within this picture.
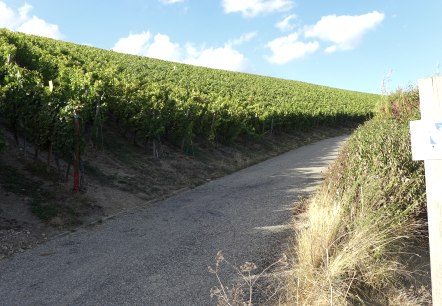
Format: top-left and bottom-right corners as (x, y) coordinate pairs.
(286, 88), (431, 305)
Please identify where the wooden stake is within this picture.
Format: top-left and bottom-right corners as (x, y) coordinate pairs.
(73, 110), (81, 192)
(47, 143), (52, 173)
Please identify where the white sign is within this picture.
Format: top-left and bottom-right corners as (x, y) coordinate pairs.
(410, 120), (442, 160)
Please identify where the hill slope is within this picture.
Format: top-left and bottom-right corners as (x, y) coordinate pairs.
(0, 29), (379, 259)
(0, 29), (378, 154)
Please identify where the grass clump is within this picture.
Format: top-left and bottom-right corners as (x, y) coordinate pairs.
(287, 88), (430, 305)
(0, 161), (82, 224)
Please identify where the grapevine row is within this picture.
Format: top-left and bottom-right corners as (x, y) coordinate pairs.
(0, 29), (379, 161)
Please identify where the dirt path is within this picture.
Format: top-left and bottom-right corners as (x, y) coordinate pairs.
(0, 136), (346, 305)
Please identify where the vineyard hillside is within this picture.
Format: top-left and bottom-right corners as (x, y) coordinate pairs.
(0, 29), (379, 257)
(0, 29), (379, 155)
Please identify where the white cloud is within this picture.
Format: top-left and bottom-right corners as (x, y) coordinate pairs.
(266, 33), (319, 64)
(113, 32), (180, 62)
(0, 2), (63, 39)
(222, 0), (294, 17)
(265, 10), (385, 64)
(276, 14), (297, 32)
(184, 44), (250, 72)
(159, 0), (184, 3)
(0, 1), (21, 28)
(113, 32), (152, 55)
(146, 33), (181, 61)
(229, 32), (257, 46)
(17, 16), (63, 40)
(18, 3), (32, 21)
(304, 11), (384, 52)
(324, 45), (337, 54)
(184, 43), (199, 58)
(113, 31), (250, 72)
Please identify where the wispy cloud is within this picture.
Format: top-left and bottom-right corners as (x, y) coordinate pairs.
(0, 1), (63, 39)
(18, 3), (32, 21)
(304, 11), (385, 52)
(222, 0), (294, 18)
(266, 33), (319, 64)
(229, 32), (257, 46)
(159, 0), (184, 4)
(276, 14), (297, 32)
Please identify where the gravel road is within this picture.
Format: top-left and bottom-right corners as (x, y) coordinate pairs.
(0, 136), (347, 305)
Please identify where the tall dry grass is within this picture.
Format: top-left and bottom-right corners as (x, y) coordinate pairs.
(286, 88), (431, 305)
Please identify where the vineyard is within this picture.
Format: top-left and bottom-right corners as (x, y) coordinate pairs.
(0, 28), (379, 162)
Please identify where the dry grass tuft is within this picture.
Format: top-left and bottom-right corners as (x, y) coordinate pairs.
(284, 88), (431, 305)
(209, 251), (289, 305)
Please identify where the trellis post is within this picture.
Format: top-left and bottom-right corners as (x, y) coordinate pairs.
(73, 110), (81, 192)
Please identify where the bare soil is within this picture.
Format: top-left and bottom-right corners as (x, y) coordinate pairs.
(0, 124), (350, 260)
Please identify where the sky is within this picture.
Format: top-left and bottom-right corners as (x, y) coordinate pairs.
(0, 0), (441, 94)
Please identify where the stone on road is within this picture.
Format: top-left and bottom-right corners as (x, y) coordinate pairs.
(0, 136), (346, 305)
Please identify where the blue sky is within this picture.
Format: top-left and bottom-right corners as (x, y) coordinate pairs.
(1, 0), (441, 93)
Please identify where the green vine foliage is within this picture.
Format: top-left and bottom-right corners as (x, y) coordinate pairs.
(0, 29), (380, 160)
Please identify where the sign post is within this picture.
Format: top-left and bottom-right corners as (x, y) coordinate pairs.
(410, 76), (442, 305)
